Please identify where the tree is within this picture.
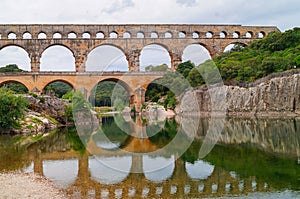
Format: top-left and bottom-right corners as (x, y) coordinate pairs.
(145, 64), (170, 72)
(0, 88), (28, 129)
(0, 64), (24, 72)
(44, 82), (73, 98)
(176, 61), (195, 78)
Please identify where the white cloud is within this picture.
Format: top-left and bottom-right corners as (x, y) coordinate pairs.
(176, 0), (197, 7)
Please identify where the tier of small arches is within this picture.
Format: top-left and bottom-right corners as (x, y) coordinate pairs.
(0, 30), (268, 40)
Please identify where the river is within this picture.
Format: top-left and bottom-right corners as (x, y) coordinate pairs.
(0, 115), (299, 199)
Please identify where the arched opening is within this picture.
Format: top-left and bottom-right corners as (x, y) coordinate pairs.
(23, 32), (32, 39)
(140, 44), (171, 71)
(193, 32), (199, 38)
(96, 32), (105, 39)
(43, 80), (74, 98)
(179, 31), (186, 38)
(143, 155), (175, 182)
(0, 46), (31, 71)
(93, 116), (131, 150)
(109, 32), (118, 39)
(89, 156), (131, 185)
(223, 42), (247, 53)
(145, 77), (169, 103)
(86, 45), (128, 71)
(137, 32), (145, 38)
(165, 32), (172, 38)
(258, 31), (266, 38)
(151, 32), (158, 38)
(40, 45), (75, 71)
(245, 31), (253, 38)
(43, 159), (78, 189)
(82, 32), (91, 39)
(0, 81), (28, 94)
(38, 32), (47, 39)
(182, 44), (212, 66)
(53, 32), (62, 39)
(68, 32), (77, 39)
(186, 160), (214, 180)
(220, 31), (227, 38)
(89, 79), (130, 108)
(233, 31), (240, 38)
(206, 31), (213, 38)
(123, 32), (131, 38)
(8, 32), (17, 39)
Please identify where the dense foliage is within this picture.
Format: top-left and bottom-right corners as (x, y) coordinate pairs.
(145, 64), (170, 72)
(89, 81), (129, 108)
(205, 27), (300, 84)
(0, 65), (28, 93)
(44, 82), (73, 98)
(0, 88), (29, 129)
(0, 64), (24, 72)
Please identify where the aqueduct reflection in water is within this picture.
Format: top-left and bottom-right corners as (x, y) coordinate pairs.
(0, 116), (299, 198)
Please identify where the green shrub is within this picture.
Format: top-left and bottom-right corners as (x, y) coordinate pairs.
(0, 88), (29, 128)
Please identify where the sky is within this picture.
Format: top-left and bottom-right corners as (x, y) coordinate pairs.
(0, 0), (299, 71)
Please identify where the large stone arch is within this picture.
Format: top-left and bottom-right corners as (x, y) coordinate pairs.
(184, 42), (214, 58)
(86, 44), (129, 71)
(95, 78), (132, 93)
(41, 79), (75, 92)
(40, 44), (76, 72)
(89, 78), (133, 107)
(40, 43), (76, 58)
(0, 44), (31, 71)
(182, 43), (212, 66)
(222, 41), (249, 52)
(0, 80), (29, 92)
(139, 43), (172, 71)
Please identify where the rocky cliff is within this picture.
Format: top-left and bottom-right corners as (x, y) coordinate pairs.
(11, 94), (70, 134)
(176, 72), (300, 117)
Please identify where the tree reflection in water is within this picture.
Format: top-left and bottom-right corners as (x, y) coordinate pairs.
(0, 116), (299, 198)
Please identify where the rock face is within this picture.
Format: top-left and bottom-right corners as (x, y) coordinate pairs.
(12, 111), (58, 134)
(9, 94), (71, 134)
(23, 94), (70, 123)
(176, 73), (300, 116)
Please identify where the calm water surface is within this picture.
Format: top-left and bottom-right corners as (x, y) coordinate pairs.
(0, 116), (299, 199)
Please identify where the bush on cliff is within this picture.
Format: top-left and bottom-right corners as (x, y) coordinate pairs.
(0, 88), (29, 129)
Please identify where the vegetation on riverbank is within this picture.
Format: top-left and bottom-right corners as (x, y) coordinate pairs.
(146, 27), (300, 107)
(0, 88), (28, 129)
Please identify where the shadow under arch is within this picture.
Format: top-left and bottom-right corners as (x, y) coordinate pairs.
(40, 44), (76, 72)
(140, 43), (172, 71)
(86, 44), (129, 72)
(42, 79), (74, 97)
(0, 44), (31, 71)
(143, 155), (175, 182)
(0, 80), (29, 93)
(89, 78), (133, 107)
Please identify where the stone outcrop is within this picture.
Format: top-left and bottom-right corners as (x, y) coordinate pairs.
(176, 73), (300, 116)
(23, 94), (70, 123)
(12, 111), (58, 134)
(9, 94), (70, 134)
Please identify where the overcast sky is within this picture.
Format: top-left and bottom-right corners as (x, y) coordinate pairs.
(0, 0), (299, 71)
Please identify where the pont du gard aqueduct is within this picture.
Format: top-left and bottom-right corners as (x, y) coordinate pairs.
(0, 24), (279, 109)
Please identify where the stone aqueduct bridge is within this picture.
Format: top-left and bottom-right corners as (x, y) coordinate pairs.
(0, 24), (279, 108)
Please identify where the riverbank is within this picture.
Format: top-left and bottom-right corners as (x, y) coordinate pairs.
(0, 172), (67, 199)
